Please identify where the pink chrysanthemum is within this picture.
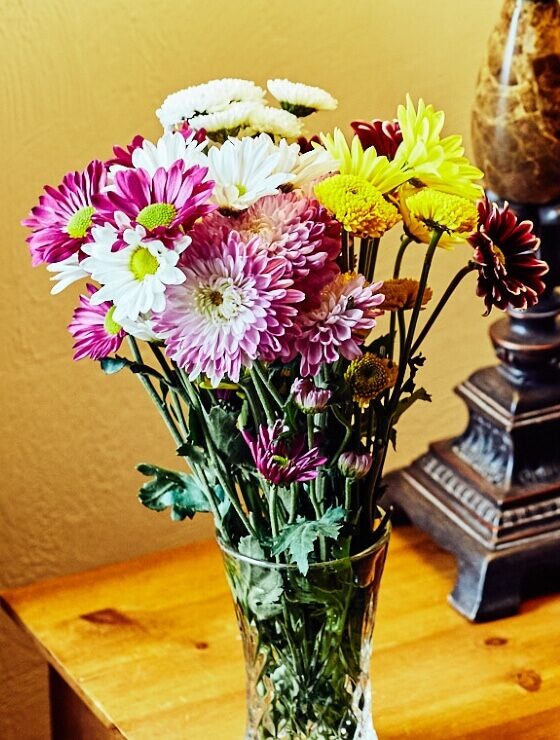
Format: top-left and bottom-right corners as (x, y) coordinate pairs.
(201, 192), (341, 305)
(23, 160), (106, 266)
(93, 161), (215, 241)
(350, 119), (403, 160)
(105, 135), (145, 169)
(291, 377), (332, 414)
(177, 122), (208, 144)
(242, 420), (327, 486)
(295, 273), (385, 376)
(68, 284), (126, 361)
(153, 230), (304, 386)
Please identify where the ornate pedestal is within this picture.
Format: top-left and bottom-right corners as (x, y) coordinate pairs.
(384, 201), (560, 621)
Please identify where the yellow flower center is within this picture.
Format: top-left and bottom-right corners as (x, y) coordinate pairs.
(129, 247), (159, 280)
(492, 245), (506, 266)
(136, 203), (177, 230)
(66, 206), (94, 238)
(103, 306), (122, 335)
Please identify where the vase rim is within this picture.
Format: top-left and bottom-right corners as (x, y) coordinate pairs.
(218, 518), (391, 571)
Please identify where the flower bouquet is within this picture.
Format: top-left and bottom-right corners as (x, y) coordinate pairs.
(23, 78), (547, 739)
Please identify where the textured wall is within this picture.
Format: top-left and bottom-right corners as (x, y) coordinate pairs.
(1, 0), (501, 736)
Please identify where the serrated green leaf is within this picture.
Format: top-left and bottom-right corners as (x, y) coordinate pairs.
(176, 440), (206, 466)
(392, 387), (432, 426)
(99, 356), (128, 374)
(137, 463), (210, 520)
(271, 507), (347, 575)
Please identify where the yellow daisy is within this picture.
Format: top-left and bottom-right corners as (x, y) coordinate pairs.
(398, 184), (478, 249)
(345, 354), (399, 409)
(314, 174), (401, 238)
(394, 95), (484, 202)
(319, 129), (409, 193)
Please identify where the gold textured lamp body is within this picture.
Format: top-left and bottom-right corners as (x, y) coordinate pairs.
(383, 0), (560, 622)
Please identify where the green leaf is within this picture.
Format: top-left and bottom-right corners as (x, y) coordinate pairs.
(392, 387), (432, 426)
(176, 440), (206, 467)
(235, 535), (284, 619)
(136, 463), (211, 521)
(207, 405), (249, 463)
(271, 507), (347, 575)
(365, 331), (395, 357)
(99, 356), (128, 374)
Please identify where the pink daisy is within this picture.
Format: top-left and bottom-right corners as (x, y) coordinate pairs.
(201, 192), (341, 305)
(68, 284), (126, 361)
(153, 230), (304, 386)
(22, 160), (106, 266)
(295, 273), (385, 376)
(242, 420), (327, 486)
(93, 160), (215, 241)
(105, 135), (145, 169)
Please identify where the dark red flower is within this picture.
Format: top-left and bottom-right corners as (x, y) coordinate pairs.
(297, 134), (322, 154)
(468, 198), (548, 315)
(350, 119), (402, 159)
(105, 135), (145, 169)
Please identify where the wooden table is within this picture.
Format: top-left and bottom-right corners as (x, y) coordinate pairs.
(2, 526), (560, 739)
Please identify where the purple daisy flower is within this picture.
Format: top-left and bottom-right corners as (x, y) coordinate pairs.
(68, 284), (126, 361)
(295, 273), (385, 376)
(338, 451), (373, 480)
(152, 229), (304, 386)
(105, 135), (145, 169)
(93, 160), (215, 240)
(22, 160), (107, 266)
(242, 420), (327, 486)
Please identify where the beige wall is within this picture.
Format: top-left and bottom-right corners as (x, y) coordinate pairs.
(1, 0), (502, 736)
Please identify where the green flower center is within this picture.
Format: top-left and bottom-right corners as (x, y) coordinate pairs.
(130, 247), (159, 281)
(235, 183), (248, 197)
(103, 306), (122, 336)
(272, 455), (290, 467)
(66, 206), (94, 239)
(136, 203), (177, 231)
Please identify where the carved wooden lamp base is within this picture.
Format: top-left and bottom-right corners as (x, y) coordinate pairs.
(384, 365), (560, 622)
(383, 199), (560, 622)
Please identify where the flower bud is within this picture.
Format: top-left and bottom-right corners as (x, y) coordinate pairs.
(291, 377), (331, 414)
(338, 451), (373, 480)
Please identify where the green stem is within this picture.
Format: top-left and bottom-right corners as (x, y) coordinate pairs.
(393, 234), (413, 278)
(328, 405), (353, 468)
(410, 263), (477, 356)
(397, 309), (407, 364)
(249, 368), (276, 426)
(127, 338), (183, 446)
(365, 237), (380, 282)
(253, 361), (284, 409)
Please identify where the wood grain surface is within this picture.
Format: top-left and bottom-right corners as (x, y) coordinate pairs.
(2, 526), (559, 739)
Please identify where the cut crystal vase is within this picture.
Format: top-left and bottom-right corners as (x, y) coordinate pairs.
(220, 525), (390, 740)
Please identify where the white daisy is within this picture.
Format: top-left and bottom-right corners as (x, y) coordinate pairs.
(291, 146), (337, 189)
(189, 102), (260, 140)
(131, 132), (208, 175)
(156, 79), (265, 130)
(247, 105), (303, 139)
(82, 223), (188, 321)
(207, 133), (294, 211)
(46, 254), (89, 295)
(119, 313), (162, 341)
(267, 79), (338, 116)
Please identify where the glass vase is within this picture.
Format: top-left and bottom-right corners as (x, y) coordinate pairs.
(220, 525), (390, 740)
